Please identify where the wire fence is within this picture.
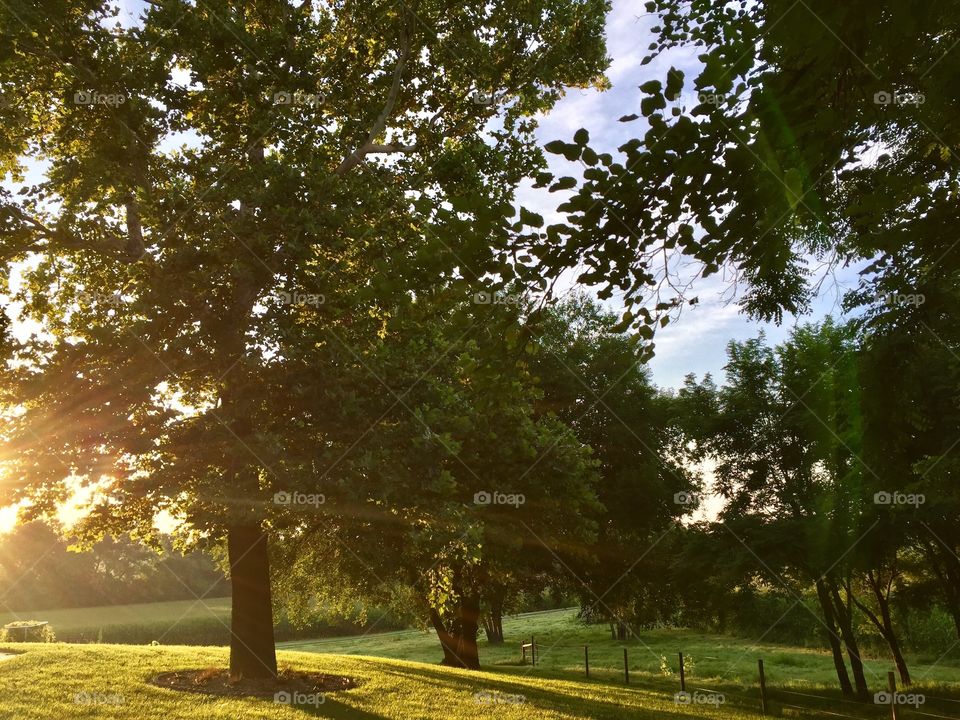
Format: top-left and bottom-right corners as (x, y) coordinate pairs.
(517, 639), (960, 719)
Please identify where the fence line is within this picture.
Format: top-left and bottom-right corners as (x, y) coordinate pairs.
(518, 637), (960, 719)
(775, 688), (875, 707)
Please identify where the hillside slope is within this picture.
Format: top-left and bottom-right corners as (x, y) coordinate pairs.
(0, 643), (767, 719)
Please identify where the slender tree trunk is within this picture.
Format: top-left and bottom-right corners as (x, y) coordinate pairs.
(855, 573), (911, 686)
(830, 584), (869, 700)
(816, 578), (854, 695)
(228, 524), (277, 680)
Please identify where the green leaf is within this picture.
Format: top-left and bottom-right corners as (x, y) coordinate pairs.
(665, 67), (684, 100)
(519, 207), (544, 228)
(549, 177), (577, 192)
(543, 140), (567, 155)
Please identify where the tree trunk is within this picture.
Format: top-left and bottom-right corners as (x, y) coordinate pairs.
(483, 590), (505, 644)
(482, 615), (504, 644)
(830, 584), (869, 700)
(855, 572), (911, 686)
(228, 524), (277, 680)
(429, 608), (461, 665)
(429, 598), (481, 670)
(816, 578), (854, 695)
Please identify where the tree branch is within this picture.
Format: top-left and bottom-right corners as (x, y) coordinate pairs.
(4, 205), (144, 263)
(335, 30), (412, 176)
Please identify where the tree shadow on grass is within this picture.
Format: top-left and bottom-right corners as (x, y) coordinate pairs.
(278, 697), (389, 719)
(369, 663), (722, 720)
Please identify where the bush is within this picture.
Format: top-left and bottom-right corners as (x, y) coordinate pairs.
(900, 607), (960, 656)
(1, 621), (56, 643)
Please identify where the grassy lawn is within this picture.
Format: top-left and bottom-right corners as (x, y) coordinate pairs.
(0, 608), (955, 718)
(280, 608), (960, 718)
(281, 608), (960, 687)
(0, 597), (232, 633)
(0, 642), (891, 720)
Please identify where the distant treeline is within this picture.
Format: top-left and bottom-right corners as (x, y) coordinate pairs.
(0, 521), (229, 611)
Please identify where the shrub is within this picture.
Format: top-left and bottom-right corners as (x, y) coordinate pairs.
(1, 621), (56, 643)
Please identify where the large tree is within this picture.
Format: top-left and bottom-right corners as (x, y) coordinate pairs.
(272, 294), (600, 669)
(0, 0), (609, 678)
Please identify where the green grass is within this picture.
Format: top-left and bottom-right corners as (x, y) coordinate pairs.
(0, 597), (232, 643)
(282, 608), (960, 687)
(0, 638), (958, 720)
(280, 608), (960, 718)
(0, 596), (233, 631)
(0, 642), (863, 720)
(0, 608), (956, 718)
(0, 597), (407, 645)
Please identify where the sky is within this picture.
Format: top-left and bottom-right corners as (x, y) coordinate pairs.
(515, 0), (866, 390)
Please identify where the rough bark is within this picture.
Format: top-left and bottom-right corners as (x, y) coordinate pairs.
(228, 524), (278, 680)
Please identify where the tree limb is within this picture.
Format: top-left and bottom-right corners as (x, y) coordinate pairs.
(334, 29), (412, 176)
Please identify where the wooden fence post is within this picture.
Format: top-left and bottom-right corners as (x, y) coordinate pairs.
(679, 651), (686, 692)
(758, 659), (768, 716)
(584, 646), (589, 678)
(888, 671), (898, 720)
(624, 648), (630, 684)
(531, 635), (536, 666)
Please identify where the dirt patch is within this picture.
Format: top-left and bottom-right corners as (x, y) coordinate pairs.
(149, 667), (357, 701)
